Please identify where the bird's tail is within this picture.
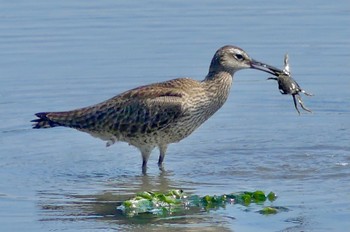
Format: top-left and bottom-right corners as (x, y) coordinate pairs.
(31, 106), (108, 129)
(31, 112), (73, 129)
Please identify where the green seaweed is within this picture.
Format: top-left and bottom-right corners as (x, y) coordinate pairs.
(118, 189), (283, 217)
(259, 207), (278, 215)
(258, 206), (289, 215)
(267, 191), (278, 202)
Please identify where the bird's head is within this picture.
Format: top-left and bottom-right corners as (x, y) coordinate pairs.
(207, 45), (283, 78)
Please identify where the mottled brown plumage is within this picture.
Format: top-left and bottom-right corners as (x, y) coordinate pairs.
(32, 45), (283, 173)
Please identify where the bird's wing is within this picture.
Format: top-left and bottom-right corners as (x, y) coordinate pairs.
(35, 79), (195, 137)
(99, 85), (188, 135)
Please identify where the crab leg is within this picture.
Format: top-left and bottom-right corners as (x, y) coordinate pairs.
(292, 94), (301, 115)
(296, 95), (312, 113)
(301, 89), (314, 96)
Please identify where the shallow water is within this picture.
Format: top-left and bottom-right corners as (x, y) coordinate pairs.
(0, 1), (349, 231)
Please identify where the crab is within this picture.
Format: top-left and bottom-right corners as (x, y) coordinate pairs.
(268, 54), (313, 114)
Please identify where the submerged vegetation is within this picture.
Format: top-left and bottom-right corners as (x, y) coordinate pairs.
(117, 189), (287, 217)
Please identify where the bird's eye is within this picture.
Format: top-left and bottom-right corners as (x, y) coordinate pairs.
(234, 54), (244, 61)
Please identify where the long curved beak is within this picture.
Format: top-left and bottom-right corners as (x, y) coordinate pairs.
(250, 59), (284, 76)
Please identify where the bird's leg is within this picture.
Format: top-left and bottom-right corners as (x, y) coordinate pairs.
(292, 94), (301, 115)
(140, 147), (153, 174)
(297, 95), (312, 113)
(158, 144), (168, 170)
(142, 160), (148, 174)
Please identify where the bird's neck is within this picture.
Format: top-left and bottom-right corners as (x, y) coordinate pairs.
(204, 69), (232, 81)
(201, 71), (233, 113)
(203, 71), (233, 94)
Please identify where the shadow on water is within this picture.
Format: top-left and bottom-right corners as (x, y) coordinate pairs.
(36, 171), (233, 231)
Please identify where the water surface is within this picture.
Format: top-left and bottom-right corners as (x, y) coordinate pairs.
(1, 1), (349, 231)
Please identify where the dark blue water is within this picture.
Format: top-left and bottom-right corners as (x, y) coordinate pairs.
(1, 1), (349, 231)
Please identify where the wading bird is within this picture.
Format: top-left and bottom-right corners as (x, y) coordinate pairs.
(32, 45), (283, 173)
